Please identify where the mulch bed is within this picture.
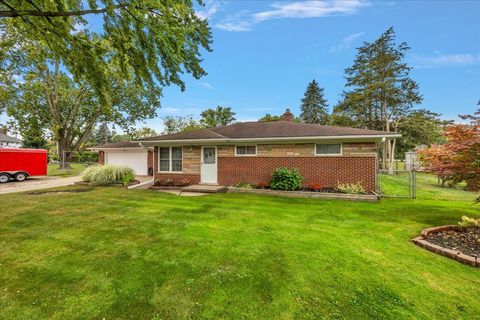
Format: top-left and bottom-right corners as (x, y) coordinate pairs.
(425, 228), (480, 258)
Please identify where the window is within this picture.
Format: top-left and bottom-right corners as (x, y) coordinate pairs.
(158, 147), (183, 172)
(235, 145), (256, 156)
(315, 143), (342, 155)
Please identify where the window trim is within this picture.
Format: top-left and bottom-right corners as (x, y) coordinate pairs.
(234, 145), (257, 156)
(314, 143), (343, 156)
(158, 146), (184, 173)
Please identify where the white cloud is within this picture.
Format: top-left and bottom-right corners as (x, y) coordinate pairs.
(216, 0), (367, 32)
(330, 31), (365, 52)
(196, 0), (221, 20)
(411, 53), (480, 68)
(199, 82), (213, 90)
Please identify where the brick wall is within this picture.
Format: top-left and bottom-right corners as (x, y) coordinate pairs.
(217, 156), (377, 192)
(147, 151), (153, 176)
(153, 146), (201, 184)
(98, 151), (105, 165)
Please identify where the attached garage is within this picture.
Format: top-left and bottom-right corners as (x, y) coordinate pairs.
(90, 142), (153, 176)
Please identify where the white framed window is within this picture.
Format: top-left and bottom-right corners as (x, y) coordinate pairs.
(235, 145), (257, 156)
(158, 147), (183, 172)
(315, 143), (342, 156)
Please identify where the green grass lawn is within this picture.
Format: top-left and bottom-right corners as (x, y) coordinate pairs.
(1, 175), (479, 319)
(47, 163), (85, 177)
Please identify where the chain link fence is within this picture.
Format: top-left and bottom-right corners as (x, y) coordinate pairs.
(377, 169), (416, 199)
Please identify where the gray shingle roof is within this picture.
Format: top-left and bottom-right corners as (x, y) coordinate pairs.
(138, 121), (398, 142)
(0, 132), (22, 143)
(90, 141), (144, 149)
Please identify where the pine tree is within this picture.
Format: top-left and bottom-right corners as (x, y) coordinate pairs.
(300, 80), (330, 124)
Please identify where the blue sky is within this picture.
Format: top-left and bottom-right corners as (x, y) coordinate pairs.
(142, 0), (480, 132)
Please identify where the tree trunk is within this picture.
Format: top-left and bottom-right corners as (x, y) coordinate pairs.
(57, 129), (73, 169)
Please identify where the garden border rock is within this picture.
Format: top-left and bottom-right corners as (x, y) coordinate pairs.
(412, 225), (479, 268)
(227, 187), (379, 202)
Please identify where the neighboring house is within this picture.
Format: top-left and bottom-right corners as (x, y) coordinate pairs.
(0, 128), (22, 148)
(134, 110), (400, 192)
(90, 142), (154, 176)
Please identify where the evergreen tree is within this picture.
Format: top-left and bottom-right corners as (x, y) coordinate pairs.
(300, 80), (330, 124)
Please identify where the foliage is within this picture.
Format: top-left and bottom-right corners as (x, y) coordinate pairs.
(82, 165), (135, 186)
(72, 151), (98, 163)
(395, 109), (450, 158)
(270, 167), (303, 191)
(90, 122), (113, 146)
(419, 111), (480, 191)
(300, 79), (330, 124)
(337, 181), (365, 194)
(458, 216), (480, 228)
(6, 113), (48, 149)
(200, 106), (236, 128)
(259, 114), (283, 122)
(0, 1), (212, 106)
(234, 181), (253, 189)
(162, 115), (202, 134)
(332, 27), (422, 170)
(112, 127), (157, 142)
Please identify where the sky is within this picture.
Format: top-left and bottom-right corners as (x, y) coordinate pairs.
(141, 0), (480, 133)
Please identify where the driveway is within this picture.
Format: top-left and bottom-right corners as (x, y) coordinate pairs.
(0, 176), (81, 195)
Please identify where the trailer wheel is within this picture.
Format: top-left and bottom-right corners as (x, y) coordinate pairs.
(14, 172), (28, 182)
(0, 173), (9, 183)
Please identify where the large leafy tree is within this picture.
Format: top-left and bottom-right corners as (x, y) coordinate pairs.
(200, 106), (236, 128)
(162, 115), (201, 134)
(333, 27), (422, 170)
(299, 80), (329, 124)
(0, 0), (212, 104)
(112, 126), (157, 142)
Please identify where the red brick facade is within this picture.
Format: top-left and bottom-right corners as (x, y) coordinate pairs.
(217, 156), (376, 192)
(153, 143), (378, 191)
(98, 151), (105, 165)
(147, 151), (154, 176)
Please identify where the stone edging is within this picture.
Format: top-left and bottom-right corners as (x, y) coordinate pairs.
(227, 187), (380, 202)
(412, 225), (479, 268)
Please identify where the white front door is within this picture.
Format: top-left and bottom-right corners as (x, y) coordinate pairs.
(201, 146), (217, 184)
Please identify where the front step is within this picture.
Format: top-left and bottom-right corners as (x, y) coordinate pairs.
(181, 184), (227, 193)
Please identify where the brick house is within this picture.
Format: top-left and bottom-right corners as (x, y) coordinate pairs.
(135, 111), (400, 192)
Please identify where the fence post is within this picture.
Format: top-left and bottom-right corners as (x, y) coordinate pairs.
(411, 170), (417, 199)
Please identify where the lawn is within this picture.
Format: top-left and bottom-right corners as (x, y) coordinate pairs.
(0, 176), (479, 319)
(47, 163), (85, 177)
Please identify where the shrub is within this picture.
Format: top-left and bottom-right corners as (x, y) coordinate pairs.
(270, 167), (303, 191)
(82, 165), (135, 186)
(256, 182), (269, 189)
(309, 183), (322, 192)
(154, 178), (174, 186)
(458, 215), (480, 228)
(235, 181), (253, 189)
(337, 181), (365, 194)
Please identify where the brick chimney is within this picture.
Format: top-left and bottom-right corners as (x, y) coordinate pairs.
(282, 109), (294, 121)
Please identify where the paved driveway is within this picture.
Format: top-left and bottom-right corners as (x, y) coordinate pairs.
(0, 176), (81, 195)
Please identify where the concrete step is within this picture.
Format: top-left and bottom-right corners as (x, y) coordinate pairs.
(181, 184), (227, 193)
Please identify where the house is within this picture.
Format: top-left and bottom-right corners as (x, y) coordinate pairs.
(0, 127), (22, 148)
(90, 142), (154, 176)
(134, 110), (400, 192)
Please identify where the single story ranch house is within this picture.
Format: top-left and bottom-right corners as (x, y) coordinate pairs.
(92, 111), (400, 192)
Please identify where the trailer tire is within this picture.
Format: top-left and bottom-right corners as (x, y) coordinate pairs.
(0, 173), (10, 183)
(14, 172), (28, 182)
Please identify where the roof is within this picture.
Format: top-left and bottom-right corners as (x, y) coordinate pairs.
(0, 132), (22, 143)
(89, 141), (145, 150)
(138, 121), (400, 143)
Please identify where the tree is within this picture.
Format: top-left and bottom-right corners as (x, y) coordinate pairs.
(90, 122), (113, 146)
(300, 80), (329, 124)
(419, 108), (480, 191)
(0, 1), (212, 105)
(162, 115), (202, 134)
(2, 33), (159, 168)
(200, 106), (236, 128)
(112, 126), (157, 142)
(259, 114), (283, 122)
(395, 109), (450, 158)
(333, 27), (422, 171)
(7, 114), (48, 149)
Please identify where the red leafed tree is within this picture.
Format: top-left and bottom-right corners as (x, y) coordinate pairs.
(419, 114), (480, 191)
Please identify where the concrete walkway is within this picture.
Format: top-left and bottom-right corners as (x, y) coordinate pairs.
(0, 176), (81, 195)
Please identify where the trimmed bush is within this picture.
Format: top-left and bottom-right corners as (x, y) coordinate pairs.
(337, 181), (365, 194)
(270, 167), (303, 191)
(82, 165), (135, 186)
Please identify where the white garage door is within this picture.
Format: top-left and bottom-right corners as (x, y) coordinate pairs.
(105, 151), (148, 175)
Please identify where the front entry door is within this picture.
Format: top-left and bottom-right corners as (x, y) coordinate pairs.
(201, 146), (217, 184)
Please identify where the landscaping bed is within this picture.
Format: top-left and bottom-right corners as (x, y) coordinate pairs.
(413, 225), (480, 267)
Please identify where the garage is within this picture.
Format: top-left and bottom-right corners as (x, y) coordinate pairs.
(90, 142), (153, 176)
(105, 150), (148, 175)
